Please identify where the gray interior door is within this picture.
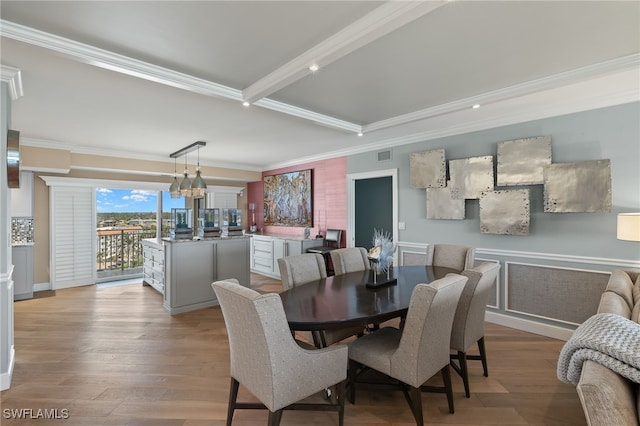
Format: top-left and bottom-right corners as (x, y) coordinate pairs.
(354, 176), (393, 250)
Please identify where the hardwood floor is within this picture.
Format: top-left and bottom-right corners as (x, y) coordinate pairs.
(1, 273), (586, 425)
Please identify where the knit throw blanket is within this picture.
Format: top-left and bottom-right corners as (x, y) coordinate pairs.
(557, 313), (640, 385)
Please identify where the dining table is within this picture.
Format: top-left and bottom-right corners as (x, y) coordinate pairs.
(279, 264), (460, 333)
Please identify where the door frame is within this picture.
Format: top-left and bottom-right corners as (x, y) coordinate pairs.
(346, 168), (398, 249)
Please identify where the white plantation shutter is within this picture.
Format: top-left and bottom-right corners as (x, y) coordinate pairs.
(206, 192), (237, 208)
(50, 186), (96, 289)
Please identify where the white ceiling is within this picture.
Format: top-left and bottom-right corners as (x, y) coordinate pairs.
(1, 1), (639, 173)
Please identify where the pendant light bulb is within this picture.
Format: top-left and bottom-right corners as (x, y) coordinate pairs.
(169, 157), (181, 198)
(180, 153), (192, 197)
(191, 145), (207, 199)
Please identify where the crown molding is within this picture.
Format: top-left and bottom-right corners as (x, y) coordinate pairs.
(0, 19), (242, 100)
(20, 137), (263, 173)
(264, 70), (639, 169)
(0, 19), (365, 135)
(0, 64), (24, 100)
(39, 175), (244, 192)
(242, 0), (447, 104)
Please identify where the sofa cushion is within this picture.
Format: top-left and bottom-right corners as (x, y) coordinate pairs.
(577, 360), (638, 426)
(632, 302), (640, 324)
(598, 292), (632, 318)
(605, 270), (635, 310)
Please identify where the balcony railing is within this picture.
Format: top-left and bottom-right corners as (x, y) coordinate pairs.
(96, 228), (164, 280)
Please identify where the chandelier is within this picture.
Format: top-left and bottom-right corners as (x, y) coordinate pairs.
(169, 141), (207, 199)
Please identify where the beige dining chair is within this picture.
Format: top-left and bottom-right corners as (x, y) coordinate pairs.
(277, 253), (327, 291)
(450, 262), (501, 398)
(425, 243), (475, 271)
(278, 253), (362, 347)
(330, 247), (371, 275)
(212, 279), (348, 426)
(347, 274), (468, 426)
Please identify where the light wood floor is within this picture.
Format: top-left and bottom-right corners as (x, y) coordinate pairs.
(1, 273), (586, 425)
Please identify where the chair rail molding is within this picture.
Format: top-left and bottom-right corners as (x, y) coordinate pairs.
(398, 241), (640, 270)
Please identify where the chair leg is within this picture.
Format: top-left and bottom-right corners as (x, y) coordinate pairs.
(441, 365), (455, 414)
(347, 359), (358, 404)
(227, 377), (240, 426)
(457, 350), (470, 398)
(407, 386), (423, 426)
(478, 336), (488, 377)
(267, 409), (283, 426)
(336, 379), (346, 426)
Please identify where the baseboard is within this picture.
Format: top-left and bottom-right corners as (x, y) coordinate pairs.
(485, 311), (574, 341)
(0, 345), (15, 390)
(33, 282), (51, 292)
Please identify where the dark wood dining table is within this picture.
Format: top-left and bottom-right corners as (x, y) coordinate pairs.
(279, 265), (459, 332)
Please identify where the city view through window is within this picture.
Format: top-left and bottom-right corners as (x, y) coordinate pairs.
(96, 189), (184, 281)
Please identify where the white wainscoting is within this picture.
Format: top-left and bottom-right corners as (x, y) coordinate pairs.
(397, 241), (640, 341)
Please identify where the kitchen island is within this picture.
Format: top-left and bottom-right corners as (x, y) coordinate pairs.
(142, 236), (250, 315)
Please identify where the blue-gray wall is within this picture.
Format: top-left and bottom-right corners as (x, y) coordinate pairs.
(348, 102), (640, 261)
(348, 102), (640, 338)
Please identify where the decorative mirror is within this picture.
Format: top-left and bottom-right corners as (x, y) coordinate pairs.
(7, 129), (20, 188)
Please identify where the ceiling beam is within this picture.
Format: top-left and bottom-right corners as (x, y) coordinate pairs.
(0, 19), (362, 134)
(241, 0), (448, 105)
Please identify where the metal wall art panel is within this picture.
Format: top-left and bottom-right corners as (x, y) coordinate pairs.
(449, 156), (494, 199)
(426, 184), (465, 220)
(480, 189), (530, 235)
(497, 136), (551, 186)
(543, 159), (612, 213)
(410, 149), (446, 188)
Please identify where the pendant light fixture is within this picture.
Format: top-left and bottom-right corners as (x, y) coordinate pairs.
(190, 143), (207, 198)
(169, 141), (207, 198)
(179, 152), (192, 198)
(169, 157), (181, 198)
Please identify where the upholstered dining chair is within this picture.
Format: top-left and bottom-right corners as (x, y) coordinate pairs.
(347, 274), (468, 426)
(450, 262), (501, 398)
(212, 279), (348, 426)
(277, 253), (327, 291)
(425, 244), (475, 271)
(330, 247), (371, 275)
(307, 229), (343, 275)
(278, 253), (362, 348)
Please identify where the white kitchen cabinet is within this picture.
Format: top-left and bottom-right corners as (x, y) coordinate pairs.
(250, 234), (322, 279)
(12, 245), (33, 301)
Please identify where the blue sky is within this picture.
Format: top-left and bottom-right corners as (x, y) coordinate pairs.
(96, 188), (185, 213)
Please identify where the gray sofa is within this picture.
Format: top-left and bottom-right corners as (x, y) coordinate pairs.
(576, 269), (640, 426)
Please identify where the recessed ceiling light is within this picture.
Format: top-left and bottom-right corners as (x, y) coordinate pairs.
(242, 101), (250, 107)
(309, 64), (319, 72)
(472, 104), (481, 109)
(357, 132), (363, 137)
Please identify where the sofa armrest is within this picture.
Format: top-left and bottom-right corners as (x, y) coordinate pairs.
(577, 360), (638, 426)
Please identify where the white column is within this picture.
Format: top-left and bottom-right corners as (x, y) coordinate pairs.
(1, 66), (22, 390)
(0, 81), (15, 390)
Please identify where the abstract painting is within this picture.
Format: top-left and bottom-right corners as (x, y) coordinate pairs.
(263, 169), (313, 227)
